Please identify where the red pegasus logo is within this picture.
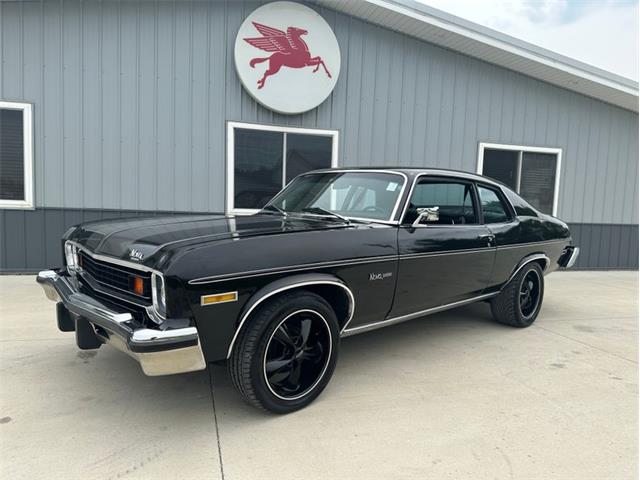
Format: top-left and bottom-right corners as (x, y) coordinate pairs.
(244, 22), (332, 89)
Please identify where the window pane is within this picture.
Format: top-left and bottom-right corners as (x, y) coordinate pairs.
(482, 149), (519, 190)
(0, 108), (25, 201)
(234, 129), (283, 209)
(520, 152), (557, 214)
(270, 172), (403, 221)
(478, 186), (510, 224)
(407, 181), (476, 224)
(285, 133), (332, 183)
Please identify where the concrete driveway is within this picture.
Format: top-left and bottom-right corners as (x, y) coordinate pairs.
(0, 271), (637, 479)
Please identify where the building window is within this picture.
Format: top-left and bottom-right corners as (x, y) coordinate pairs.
(0, 101), (33, 209)
(227, 122), (338, 214)
(477, 143), (562, 216)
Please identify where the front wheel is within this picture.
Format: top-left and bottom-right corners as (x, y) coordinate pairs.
(490, 262), (544, 327)
(228, 291), (339, 414)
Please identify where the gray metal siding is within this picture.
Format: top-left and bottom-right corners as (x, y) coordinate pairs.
(0, 1), (638, 272)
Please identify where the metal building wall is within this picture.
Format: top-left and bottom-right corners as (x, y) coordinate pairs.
(0, 0), (637, 271)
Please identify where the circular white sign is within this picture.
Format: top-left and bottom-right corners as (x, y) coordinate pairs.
(234, 1), (341, 115)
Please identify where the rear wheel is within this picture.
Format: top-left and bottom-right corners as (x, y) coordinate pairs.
(228, 291), (339, 413)
(491, 263), (544, 327)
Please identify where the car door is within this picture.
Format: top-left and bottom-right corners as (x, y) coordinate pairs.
(388, 177), (496, 318)
(476, 183), (526, 288)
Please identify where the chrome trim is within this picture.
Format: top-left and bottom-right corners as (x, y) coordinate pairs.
(66, 240), (158, 274)
(564, 246), (580, 268)
(36, 270), (205, 376)
(398, 171), (520, 225)
(341, 292), (499, 337)
(189, 255), (397, 285)
(226, 280), (355, 359)
(200, 291), (239, 306)
(266, 169), (410, 224)
(502, 254), (550, 288)
(67, 241), (167, 320)
(262, 309), (332, 401)
(189, 239), (565, 285)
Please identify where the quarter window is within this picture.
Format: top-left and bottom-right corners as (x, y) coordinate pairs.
(0, 101), (33, 209)
(405, 180), (477, 225)
(478, 143), (561, 215)
(478, 185), (510, 224)
(227, 122), (338, 214)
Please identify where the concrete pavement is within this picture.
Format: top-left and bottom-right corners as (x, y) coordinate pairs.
(0, 271), (637, 479)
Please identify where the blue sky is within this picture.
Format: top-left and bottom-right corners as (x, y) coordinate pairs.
(419, 0), (639, 81)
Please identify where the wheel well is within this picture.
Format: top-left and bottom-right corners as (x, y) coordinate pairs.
(226, 279), (354, 359)
(533, 258), (548, 272)
(300, 284), (352, 330)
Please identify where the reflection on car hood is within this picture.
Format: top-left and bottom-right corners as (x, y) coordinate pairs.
(68, 213), (351, 269)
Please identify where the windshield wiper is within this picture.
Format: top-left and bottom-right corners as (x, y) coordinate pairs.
(262, 204), (288, 217)
(301, 207), (351, 224)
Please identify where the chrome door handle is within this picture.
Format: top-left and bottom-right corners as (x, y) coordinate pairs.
(478, 233), (495, 245)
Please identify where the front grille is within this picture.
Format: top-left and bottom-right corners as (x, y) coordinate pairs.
(79, 251), (152, 300)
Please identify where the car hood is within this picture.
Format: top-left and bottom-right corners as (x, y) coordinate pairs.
(67, 213), (350, 270)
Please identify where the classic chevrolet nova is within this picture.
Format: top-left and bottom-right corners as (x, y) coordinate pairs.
(37, 168), (579, 413)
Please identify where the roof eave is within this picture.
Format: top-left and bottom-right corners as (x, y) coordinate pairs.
(317, 0), (639, 112)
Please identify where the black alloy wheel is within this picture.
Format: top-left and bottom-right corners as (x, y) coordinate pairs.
(228, 291), (339, 413)
(263, 309), (331, 400)
(519, 269), (541, 320)
(490, 262), (545, 328)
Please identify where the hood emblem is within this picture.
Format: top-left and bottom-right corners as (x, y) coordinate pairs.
(129, 249), (144, 262)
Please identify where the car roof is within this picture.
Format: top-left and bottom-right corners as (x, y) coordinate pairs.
(309, 167), (506, 189)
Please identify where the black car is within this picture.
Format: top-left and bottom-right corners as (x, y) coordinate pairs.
(37, 168), (579, 413)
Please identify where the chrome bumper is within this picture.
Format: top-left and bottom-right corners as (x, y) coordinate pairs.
(559, 246), (580, 268)
(36, 270), (206, 376)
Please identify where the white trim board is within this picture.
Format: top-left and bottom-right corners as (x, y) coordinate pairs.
(0, 101), (34, 210)
(476, 142), (562, 217)
(226, 121), (339, 216)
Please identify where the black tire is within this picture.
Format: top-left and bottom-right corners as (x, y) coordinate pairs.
(227, 291), (339, 414)
(490, 262), (544, 328)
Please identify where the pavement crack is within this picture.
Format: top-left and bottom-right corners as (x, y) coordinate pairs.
(534, 324), (638, 364)
(208, 367), (226, 480)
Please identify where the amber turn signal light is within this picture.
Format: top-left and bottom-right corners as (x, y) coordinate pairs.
(132, 276), (144, 296)
(201, 291), (238, 306)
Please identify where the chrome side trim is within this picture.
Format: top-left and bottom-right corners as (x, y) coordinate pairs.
(189, 239), (565, 285)
(225, 279), (355, 359)
(189, 255), (397, 285)
(341, 292), (498, 337)
(502, 253), (550, 288)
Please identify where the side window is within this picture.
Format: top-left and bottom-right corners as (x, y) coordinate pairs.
(478, 185), (511, 224)
(405, 180), (477, 225)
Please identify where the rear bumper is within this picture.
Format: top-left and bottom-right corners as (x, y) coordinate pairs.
(36, 270), (206, 376)
(559, 246), (580, 268)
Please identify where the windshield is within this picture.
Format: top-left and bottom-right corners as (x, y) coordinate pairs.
(266, 171), (405, 222)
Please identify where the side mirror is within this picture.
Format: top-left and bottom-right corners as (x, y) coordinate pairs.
(412, 206), (439, 227)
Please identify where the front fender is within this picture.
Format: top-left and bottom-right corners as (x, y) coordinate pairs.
(225, 273), (354, 359)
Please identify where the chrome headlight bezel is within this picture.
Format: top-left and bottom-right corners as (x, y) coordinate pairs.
(151, 272), (167, 319)
(64, 241), (79, 273)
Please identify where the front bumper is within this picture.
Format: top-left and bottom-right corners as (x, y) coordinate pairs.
(37, 270), (206, 376)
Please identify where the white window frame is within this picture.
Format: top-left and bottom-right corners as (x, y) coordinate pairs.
(226, 121), (339, 215)
(477, 142), (562, 216)
(0, 101), (34, 209)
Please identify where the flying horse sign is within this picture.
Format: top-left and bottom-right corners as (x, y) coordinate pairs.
(234, 1), (341, 114)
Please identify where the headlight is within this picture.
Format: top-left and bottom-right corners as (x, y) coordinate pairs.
(151, 272), (167, 318)
(64, 241), (79, 273)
